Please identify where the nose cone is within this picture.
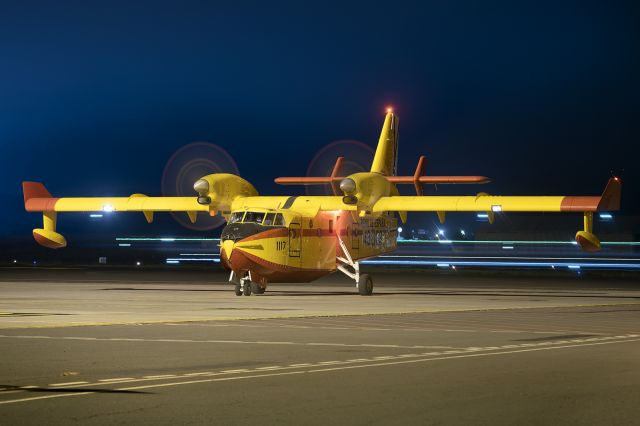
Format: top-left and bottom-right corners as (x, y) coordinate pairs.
(222, 239), (235, 262)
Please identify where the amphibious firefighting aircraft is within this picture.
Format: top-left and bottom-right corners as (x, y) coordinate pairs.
(23, 109), (621, 296)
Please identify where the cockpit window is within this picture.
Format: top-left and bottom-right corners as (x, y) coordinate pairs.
(243, 211), (265, 224)
(229, 212), (244, 224)
(274, 213), (285, 226)
(264, 213), (276, 226)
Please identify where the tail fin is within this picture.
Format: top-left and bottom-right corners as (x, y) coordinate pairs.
(370, 110), (399, 176)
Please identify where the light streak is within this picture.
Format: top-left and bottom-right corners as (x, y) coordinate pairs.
(397, 239), (640, 246)
(165, 258), (220, 263)
(362, 259), (640, 269)
(116, 237), (220, 242)
(89, 214), (103, 218)
(379, 255), (640, 261)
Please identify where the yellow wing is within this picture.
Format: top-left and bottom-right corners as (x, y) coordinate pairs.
(23, 182), (211, 248)
(373, 178), (621, 214)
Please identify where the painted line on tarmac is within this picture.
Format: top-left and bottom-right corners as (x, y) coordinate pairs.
(164, 321), (597, 336)
(1, 334), (638, 405)
(0, 334), (457, 350)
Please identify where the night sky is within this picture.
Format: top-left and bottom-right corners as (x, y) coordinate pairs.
(2, 1), (639, 239)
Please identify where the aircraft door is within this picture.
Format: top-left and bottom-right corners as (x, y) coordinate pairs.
(289, 222), (301, 258)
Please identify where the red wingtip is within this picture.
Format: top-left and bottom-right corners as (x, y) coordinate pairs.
(597, 177), (622, 211)
(22, 182), (52, 204)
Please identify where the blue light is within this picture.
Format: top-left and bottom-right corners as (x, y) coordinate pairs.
(599, 213), (613, 220)
(166, 260), (180, 264)
(477, 213), (488, 219)
(90, 214), (103, 218)
(118, 243), (131, 247)
(160, 238), (176, 242)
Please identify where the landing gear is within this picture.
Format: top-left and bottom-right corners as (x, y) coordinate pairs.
(357, 273), (373, 296)
(242, 281), (252, 296)
(230, 270), (265, 296)
(251, 282), (265, 295)
(336, 234), (373, 296)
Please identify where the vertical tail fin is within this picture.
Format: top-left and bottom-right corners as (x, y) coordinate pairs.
(370, 110), (399, 176)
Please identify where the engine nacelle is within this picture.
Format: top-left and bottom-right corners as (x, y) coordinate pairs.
(193, 174), (258, 213)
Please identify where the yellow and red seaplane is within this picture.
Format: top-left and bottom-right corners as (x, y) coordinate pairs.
(23, 109), (621, 295)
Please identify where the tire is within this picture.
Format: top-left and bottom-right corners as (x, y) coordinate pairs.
(234, 283), (242, 296)
(243, 282), (252, 296)
(357, 273), (373, 296)
(251, 282), (265, 295)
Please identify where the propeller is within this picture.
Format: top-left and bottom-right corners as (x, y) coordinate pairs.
(161, 141), (239, 231)
(305, 139), (374, 196)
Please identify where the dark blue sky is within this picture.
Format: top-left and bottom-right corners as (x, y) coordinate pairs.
(2, 1), (639, 237)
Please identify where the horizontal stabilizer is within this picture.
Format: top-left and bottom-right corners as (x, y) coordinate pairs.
(275, 175), (490, 185)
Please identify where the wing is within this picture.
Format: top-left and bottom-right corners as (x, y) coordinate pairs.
(372, 178), (621, 214)
(23, 182), (210, 248)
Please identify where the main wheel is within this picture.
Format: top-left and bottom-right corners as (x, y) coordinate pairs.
(234, 283), (242, 296)
(357, 273), (373, 296)
(242, 281), (252, 296)
(251, 282), (265, 295)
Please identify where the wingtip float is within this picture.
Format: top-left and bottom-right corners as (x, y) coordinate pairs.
(23, 109), (623, 295)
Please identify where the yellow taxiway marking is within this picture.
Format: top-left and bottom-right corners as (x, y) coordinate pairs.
(1, 334), (638, 406)
(1, 302), (638, 329)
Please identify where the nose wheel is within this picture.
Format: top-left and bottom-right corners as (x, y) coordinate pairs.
(230, 271), (265, 296)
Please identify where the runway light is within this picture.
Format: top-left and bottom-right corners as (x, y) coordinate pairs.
(397, 227), (403, 233)
(102, 204), (114, 213)
(438, 229), (445, 236)
(460, 230), (466, 236)
(13, 259), (17, 263)
(90, 214), (103, 218)
(136, 261), (141, 266)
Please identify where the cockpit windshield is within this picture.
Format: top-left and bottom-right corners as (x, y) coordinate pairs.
(228, 212), (244, 224)
(243, 211), (266, 224)
(228, 211), (285, 226)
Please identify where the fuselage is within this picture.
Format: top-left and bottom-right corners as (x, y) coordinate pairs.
(219, 207), (398, 285)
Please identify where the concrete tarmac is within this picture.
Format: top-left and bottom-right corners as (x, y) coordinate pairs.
(0, 267), (639, 425)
